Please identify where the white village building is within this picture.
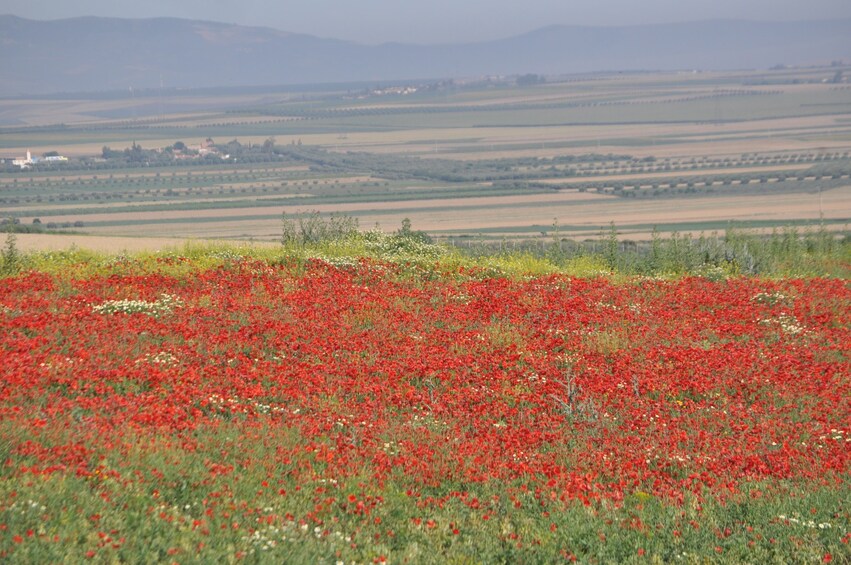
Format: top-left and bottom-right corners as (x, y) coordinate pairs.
(11, 150), (67, 168)
(12, 150), (34, 168)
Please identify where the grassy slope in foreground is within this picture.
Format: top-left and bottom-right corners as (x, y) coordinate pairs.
(0, 237), (848, 563)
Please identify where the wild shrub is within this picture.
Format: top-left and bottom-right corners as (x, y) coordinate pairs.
(0, 233), (20, 276)
(281, 210), (359, 246)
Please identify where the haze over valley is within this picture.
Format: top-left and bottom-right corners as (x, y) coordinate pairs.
(1, 15), (850, 96)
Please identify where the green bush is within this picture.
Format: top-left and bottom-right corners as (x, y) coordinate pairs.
(0, 233), (21, 277)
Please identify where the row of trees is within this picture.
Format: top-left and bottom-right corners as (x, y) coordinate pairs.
(0, 217), (84, 233)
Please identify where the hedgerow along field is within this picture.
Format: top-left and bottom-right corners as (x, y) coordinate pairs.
(0, 230), (849, 564)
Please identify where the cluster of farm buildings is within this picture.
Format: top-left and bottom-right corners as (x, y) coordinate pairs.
(3, 150), (68, 169)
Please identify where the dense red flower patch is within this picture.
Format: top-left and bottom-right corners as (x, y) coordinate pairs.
(1, 259), (848, 512)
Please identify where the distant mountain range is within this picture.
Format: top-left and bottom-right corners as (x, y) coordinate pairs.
(1, 15), (850, 96)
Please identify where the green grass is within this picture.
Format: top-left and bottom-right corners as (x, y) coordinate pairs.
(3, 439), (846, 564)
(5, 221), (847, 281)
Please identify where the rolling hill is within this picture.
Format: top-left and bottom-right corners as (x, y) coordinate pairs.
(1, 15), (850, 95)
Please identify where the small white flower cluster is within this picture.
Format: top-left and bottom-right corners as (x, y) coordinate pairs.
(588, 269), (614, 278)
(751, 291), (789, 306)
(776, 313), (806, 335)
(474, 265), (508, 279)
(362, 229), (448, 261)
(525, 370), (547, 384)
(381, 441), (400, 455)
(207, 393), (248, 415)
(818, 429), (850, 443)
(0, 304), (12, 315)
(153, 503), (197, 531)
(759, 313), (806, 335)
(136, 351), (178, 366)
(210, 250), (246, 262)
(310, 255), (359, 268)
(777, 514), (832, 529)
(528, 280), (570, 292)
(5, 500), (49, 537)
(206, 394), (288, 416)
(101, 254), (131, 267)
(39, 357), (80, 371)
(694, 264), (730, 281)
(242, 520), (352, 556)
(557, 352), (579, 368)
(548, 328), (574, 339)
(410, 411), (448, 431)
(252, 401), (287, 415)
(8, 499), (47, 514)
(93, 294), (184, 317)
(244, 526), (280, 552)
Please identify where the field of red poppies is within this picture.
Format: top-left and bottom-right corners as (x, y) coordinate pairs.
(1, 254), (849, 562)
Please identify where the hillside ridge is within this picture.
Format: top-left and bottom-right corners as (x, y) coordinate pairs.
(1, 15), (850, 95)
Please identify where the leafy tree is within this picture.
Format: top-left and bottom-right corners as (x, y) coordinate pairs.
(396, 217), (432, 243)
(102, 146), (122, 159)
(517, 73), (545, 86)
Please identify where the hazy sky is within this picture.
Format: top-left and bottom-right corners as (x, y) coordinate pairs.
(4, 0), (851, 44)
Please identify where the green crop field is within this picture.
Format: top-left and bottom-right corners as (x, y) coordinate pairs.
(1, 68), (850, 244)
